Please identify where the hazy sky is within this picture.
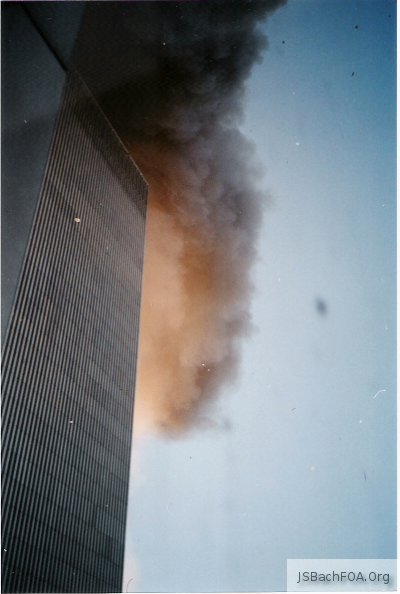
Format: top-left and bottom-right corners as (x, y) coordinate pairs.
(123, 1), (396, 591)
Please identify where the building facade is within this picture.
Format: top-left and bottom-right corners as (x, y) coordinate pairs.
(2, 5), (147, 592)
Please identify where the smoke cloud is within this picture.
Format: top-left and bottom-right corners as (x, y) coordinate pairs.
(125, 1), (285, 436)
(77, 1), (286, 435)
(132, 132), (260, 435)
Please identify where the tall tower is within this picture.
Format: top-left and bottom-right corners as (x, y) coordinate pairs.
(2, 4), (147, 592)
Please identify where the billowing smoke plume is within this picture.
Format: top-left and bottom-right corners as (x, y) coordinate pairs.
(77, 1), (285, 435)
(127, 1), (285, 435)
(132, 128), (261, 436)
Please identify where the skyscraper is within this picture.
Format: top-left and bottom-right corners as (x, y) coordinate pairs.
(2, 4), (147, 592)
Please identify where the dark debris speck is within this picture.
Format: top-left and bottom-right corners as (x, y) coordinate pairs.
(315, 297), (328, 316)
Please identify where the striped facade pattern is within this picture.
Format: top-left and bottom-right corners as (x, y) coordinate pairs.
(2, 71), (147, 593)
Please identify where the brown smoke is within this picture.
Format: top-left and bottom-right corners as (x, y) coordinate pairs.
(125, 1), (286, 435)
(75, 0), (286, 435)
(132, 130), (263, 435)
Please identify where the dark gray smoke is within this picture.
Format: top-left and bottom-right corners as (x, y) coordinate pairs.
(75, 0), (286, 435)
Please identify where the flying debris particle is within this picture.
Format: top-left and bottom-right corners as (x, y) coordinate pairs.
(354, 24), (359, 29)
(222, 418), (232, 431)
(23, 119), (27, 124)
(74, 217), (81, 223)
(359, 419), (363, 424)
(315, 297), (328, 315)
(69, 420), (74, 424)
(4, 549), (7, 552)
(310, 465), (316, 472)
(291, 407), (296, 412)
(363, 470), (367, 481)
(351, 71), (355, 76)
(282, 40), (285, 44)
(372, 389), (386, 399)
(295, 141), (300, 146)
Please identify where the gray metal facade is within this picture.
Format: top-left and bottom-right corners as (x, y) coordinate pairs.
(2, 7), (147, 592)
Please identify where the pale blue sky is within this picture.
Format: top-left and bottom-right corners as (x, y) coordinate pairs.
(124, 1), (396, 591)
